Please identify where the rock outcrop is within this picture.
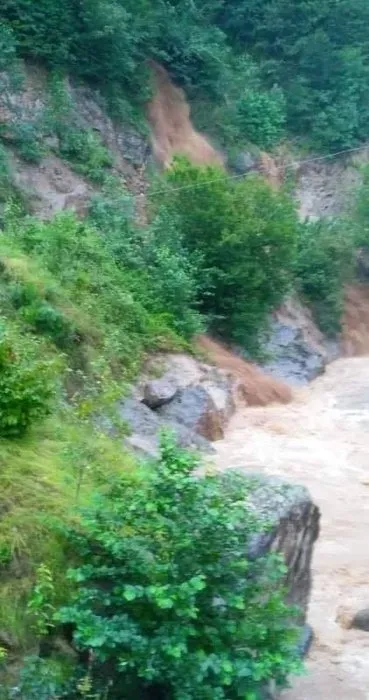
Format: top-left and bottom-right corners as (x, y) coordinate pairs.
(119, 352), (236, 457)
(262, 296), (338, 385)
(247, 476), (320, 622)
(118, 397), (214, 457)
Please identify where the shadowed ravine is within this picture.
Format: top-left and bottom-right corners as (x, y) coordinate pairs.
(215, 356), (369, 699)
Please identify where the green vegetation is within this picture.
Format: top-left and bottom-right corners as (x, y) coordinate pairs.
(3, 438), (302, 699)
(0, 145), (13, 203)
(159, 158), (298, 352)
(2, 1), (369, 149)
(0, 322), (56, 437)
(1, 1), (367, 696)
(295, 219), (356, 336)
(0, 159), (313, 696)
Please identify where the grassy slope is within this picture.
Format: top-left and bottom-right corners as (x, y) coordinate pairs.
(0, 200), (183, 649)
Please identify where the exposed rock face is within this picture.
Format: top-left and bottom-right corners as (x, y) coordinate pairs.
(118, 353), (237, 456)
(262, 296), (338, 385)
(247, 476), (320, 621)
(118, 397), (215, 458)
(12, 153), (92, 218)
(0, 63), (150, 217)
(296, 158), (363, 220)
(229, 150), (259, 175)
(263, 319), (327, 385)
(158, 385), (226, 441)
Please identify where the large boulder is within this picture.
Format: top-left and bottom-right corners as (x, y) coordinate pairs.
(143, 377), (178, 409)
(351, 608), (369, 632)
(157, 384), (229, 441)
(247, 476), (320, 621)
(262, 296), (338, 385)
(137, 352), (236, 442)
(262, 320), (327, 385)
(118, 397), (215, 458)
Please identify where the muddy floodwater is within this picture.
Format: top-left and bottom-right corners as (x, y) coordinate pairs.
(216, 357), (369, 699)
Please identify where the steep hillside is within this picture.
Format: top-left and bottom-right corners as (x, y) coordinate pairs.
(1, 3), (369, 697)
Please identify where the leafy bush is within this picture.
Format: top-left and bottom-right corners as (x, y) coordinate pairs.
(0, 322), (56, 438)
(56, 436), (301, 699)
(351, 165), (369, 248)
(0, 22), (17, 71)
(295, 219), (355, 335)
(1, 655), (74, 700)
(236, 86), (286, 149)
(89, 181), (203, 338)
(59, 128), (113, 184)
(0, 145), (12, 202)
(6, 118), (46, 163)
(159, 158), (298, 353)
(1, 208), (185, 381)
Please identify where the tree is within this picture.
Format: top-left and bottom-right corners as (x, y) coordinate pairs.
(160, 158), (298, 352)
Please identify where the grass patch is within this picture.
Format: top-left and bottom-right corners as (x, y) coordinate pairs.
(0, 415), (138, 649)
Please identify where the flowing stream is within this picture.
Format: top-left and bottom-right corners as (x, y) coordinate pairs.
(215, 356), (369, 699)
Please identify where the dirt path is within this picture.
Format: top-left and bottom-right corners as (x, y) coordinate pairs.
(215, 356), (369, 699)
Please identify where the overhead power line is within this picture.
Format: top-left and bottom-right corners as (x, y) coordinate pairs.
(148, 144), (368, 197)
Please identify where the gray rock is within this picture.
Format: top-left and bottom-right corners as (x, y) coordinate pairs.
(230, 151), (258, 175)
(351, 608), (369, 632)
(157, 385), (225, 441)
(296, 624), (314, 658)
(262, 320), (328, 385)
(143, 377), (178, 409)
(246, 475), (320, 620)
(356, 248), (369, 280)
(118, 397), (214, 458)
(201, 376), (236, 425)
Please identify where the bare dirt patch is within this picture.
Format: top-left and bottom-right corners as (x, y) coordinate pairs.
(196, 335), (292, 406)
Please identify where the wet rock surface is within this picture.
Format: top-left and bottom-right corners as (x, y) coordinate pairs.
(118, 397), (214, 458)
(157, 383), (233, 441)
(121, 353), (236, 456)
(262, 319), (327, 385)
(351, 608), (369, 632)
(247, 476), (320, 620)
(261, 296), (339, 385)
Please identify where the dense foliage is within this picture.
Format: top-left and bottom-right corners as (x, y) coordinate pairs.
(0, 322), (55, 437)
(36, 436), (300, 700)
(2, 0), (369, 148)
(295, 219), (356, 335)
(159, 158), (298, 352)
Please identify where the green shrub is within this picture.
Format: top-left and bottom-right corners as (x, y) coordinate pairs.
(6, 118), (46, 163)
(89, 181), (203, 338)
(0, 145), (12, 202)
(56, 435), (301, 699)
(351, 165), (369, 248)
(0, 22), (17, 71)
(295, 219), (355, 335)
(59, 128), (113, 183)
(1, 656), (74, 700)
(1, 209), (184, 380)
(159, 158), (298, 353)
(0, 322), (56, 438)
(235, 86), (286, 149)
